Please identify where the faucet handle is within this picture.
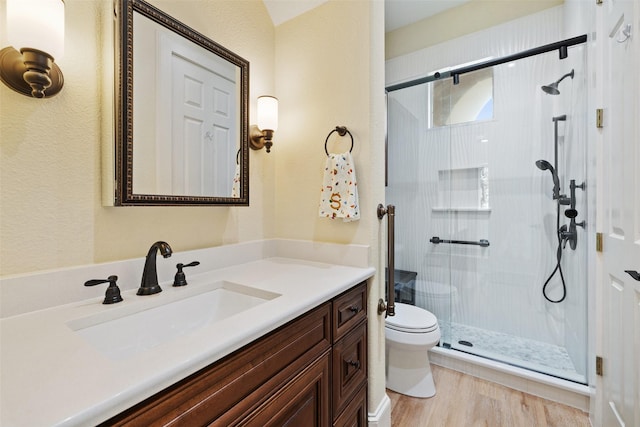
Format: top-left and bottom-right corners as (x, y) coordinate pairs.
(173, 261), (200, 287)
(84, 275), (124, 304)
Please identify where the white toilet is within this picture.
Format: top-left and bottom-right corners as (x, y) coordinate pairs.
(385, 302), (441, 398)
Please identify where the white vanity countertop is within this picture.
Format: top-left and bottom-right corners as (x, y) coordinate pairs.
(1, 255), (375, 426)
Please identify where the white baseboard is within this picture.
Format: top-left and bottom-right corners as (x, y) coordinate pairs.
(368, 393), (391, 427)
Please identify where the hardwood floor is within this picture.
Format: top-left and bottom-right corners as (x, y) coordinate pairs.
(387, 365), (590, 427)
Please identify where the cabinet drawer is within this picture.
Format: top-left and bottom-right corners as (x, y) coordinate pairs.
(102, 303), (331, 426)
(332, 321), (367, 417)
(333, 384), (367, 427)
(332, 282), (367, 342)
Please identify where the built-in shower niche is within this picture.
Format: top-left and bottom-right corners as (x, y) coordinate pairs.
(433, 165), (490, 212)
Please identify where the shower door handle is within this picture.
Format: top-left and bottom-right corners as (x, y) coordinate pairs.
(377, 204), (396, 317)
(430, 236), (490, 247)
(625, 270), (640, 281)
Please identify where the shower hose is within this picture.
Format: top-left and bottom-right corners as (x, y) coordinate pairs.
(542, 198), (567, 303)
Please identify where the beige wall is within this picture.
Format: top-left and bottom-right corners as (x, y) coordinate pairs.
(386, 0), (563, 59)
(0, 0), (276, 274)
(273, 0), (387, 412)
(274, 1), (375, 244)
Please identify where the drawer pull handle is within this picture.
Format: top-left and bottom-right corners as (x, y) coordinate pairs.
(349, 305), (360, 313)
(346, 359), (361, 369)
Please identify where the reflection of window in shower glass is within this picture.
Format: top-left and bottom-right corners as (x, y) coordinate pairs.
(432, 68), (493, 127)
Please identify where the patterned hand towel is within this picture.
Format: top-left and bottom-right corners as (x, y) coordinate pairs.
(231, 163), (241, 197)
(319, 151), (360, 222)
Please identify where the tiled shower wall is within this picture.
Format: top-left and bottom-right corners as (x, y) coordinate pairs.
(386, 5), (589, 378)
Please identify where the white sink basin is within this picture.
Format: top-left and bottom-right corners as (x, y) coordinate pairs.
(67, 281), (280, 360)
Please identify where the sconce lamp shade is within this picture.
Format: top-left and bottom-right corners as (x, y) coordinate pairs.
(257, 96), (278, 131)
(7, 0), (65, 60)
(249, 96), (278, 153)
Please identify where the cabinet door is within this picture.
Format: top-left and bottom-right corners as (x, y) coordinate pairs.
(332, 321), (367, 417)
(333, 385), (366, 427)
(241, 351), (331, 427)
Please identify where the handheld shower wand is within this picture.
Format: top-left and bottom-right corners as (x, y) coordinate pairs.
(535, 159), (560, 200)
(536, 158), (567, 303)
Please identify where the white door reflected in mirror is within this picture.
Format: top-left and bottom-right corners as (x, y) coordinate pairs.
(132, 11), (239, 197)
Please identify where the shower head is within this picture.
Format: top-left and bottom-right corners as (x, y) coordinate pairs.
(541, 69), (575, 95)
(536, 159), (560, 199)
(535, 159), (554, 172)
(541, 83), (561, 95)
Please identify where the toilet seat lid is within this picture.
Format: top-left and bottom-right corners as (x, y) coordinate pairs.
(386, 303), (438, 333)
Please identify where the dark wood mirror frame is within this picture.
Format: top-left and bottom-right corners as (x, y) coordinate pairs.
(115, 0), (249, 206)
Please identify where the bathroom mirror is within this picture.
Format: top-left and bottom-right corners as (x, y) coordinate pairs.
(114, 0), (249, 205)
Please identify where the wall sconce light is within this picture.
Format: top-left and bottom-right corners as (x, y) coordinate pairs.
(249, 95), (278, 153)
(0, 0), (65, 98)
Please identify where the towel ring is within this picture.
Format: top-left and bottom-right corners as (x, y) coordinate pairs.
(324, 126), (353, 156)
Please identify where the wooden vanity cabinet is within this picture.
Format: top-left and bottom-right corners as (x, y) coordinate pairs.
(101, 282), (367, 427)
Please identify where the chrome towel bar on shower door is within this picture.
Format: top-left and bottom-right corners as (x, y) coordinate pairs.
(429, 236), (490, 247)
(378, 204), (396, 317)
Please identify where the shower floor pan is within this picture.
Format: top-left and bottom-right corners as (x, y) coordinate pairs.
(440, 321), (586, 384)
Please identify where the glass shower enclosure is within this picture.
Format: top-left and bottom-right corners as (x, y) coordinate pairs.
(386, 37), (589, 384)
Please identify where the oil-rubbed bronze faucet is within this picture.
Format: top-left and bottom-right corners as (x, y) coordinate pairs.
(138, 241), (173, 295)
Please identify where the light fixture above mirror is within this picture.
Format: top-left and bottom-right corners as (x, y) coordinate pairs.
(0, 0), (65, 98)
(250, 95), (279, 153)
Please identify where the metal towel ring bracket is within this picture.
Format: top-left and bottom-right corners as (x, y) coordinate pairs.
(324, 126), (354, 156)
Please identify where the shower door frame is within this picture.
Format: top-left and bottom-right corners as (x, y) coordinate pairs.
(386, 35), (587, 93)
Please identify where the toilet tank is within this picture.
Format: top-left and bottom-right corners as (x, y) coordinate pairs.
(415, 280), (458, 322)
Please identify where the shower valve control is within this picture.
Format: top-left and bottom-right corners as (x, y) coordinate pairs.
(564, 180), (586, 234)
(560, 225), (577, 250)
